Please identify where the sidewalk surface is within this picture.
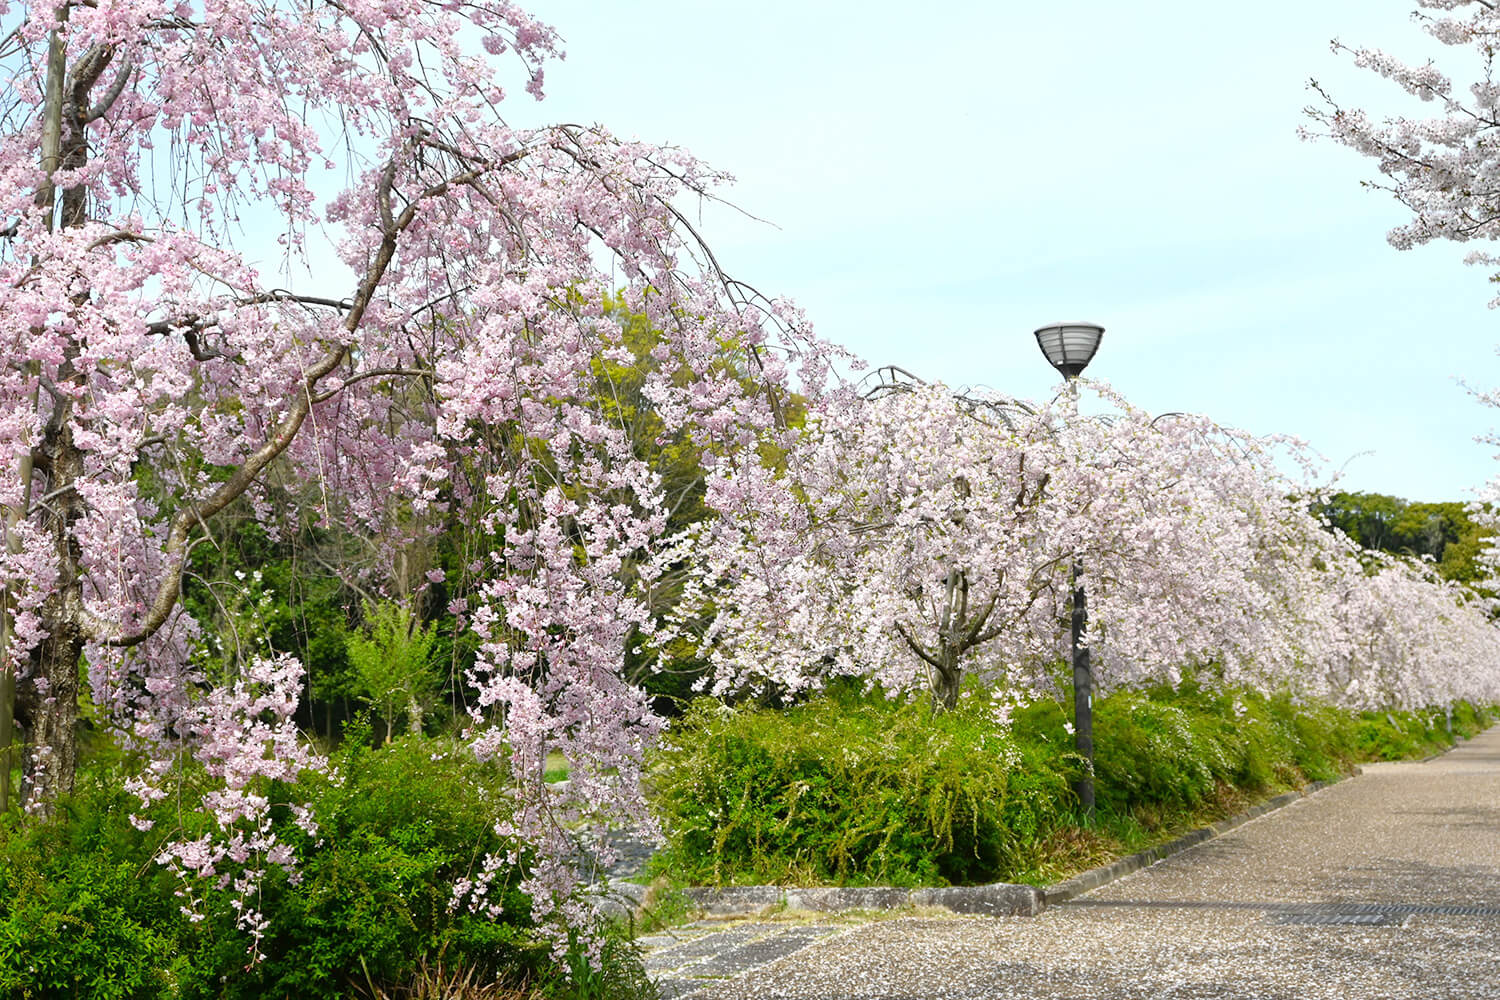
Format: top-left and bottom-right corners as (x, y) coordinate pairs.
(643, 726), (1500, 999)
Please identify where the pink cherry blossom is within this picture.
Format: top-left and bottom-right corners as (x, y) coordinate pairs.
(0, 0), (835, 954)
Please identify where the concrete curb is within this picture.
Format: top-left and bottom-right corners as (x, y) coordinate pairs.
(669, 769), (1363, 921)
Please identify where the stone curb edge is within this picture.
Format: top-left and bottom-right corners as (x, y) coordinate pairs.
(679, 880), (1045, 919)
(653, 769), (1367, 922)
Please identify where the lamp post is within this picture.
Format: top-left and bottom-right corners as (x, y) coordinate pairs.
(1033, 322), (1104, 821)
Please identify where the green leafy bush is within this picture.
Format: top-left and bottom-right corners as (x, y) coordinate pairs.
(649, 678), (1495, 889)
(649, 687), (1071, 887)
(346, 603), (444, 741)
(0, 778), (195, 1000)
(229, 723), (544, 1000)
(1089, 683), (1321, 815)
(0, 723), (656, 1000)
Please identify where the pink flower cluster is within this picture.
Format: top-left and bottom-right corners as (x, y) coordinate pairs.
(139, 656), (323, 949)
(1306, 2), (1500, 291)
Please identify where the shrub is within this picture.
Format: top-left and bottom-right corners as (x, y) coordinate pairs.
(1090, 683), (1317, 815)
(0, 722), (657, 1000)
(0, 777), (196, 1000)
(649, 687), (1071, 887)
(648, 676), (1496, 889)
(216, 722), (546, 1000)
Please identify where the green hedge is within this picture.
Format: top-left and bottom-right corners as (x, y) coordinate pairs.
(649, 687), (1070, 887)
(649, 680), (1494, 888)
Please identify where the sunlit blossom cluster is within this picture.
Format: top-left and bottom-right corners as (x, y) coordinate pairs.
(1304, 2), (1500, 279)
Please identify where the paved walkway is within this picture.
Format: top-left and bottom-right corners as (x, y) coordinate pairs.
(643, 726), (1500, 999)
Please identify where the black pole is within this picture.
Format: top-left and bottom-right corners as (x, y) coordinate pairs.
(1071, 559), (1095, 821)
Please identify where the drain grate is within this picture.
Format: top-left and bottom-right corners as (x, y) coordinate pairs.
(1269, 910), (1408, 927)
(1275, 901), (1500, 920)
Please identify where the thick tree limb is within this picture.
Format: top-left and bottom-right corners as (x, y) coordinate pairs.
(893, 620), (945, 671)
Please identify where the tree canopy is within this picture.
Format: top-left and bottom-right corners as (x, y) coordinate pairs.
(0, 0), (830, 947)
(1316, 491), (1494, 588)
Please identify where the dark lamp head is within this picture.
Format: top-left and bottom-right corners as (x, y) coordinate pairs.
(1033, 322), (1104, 379)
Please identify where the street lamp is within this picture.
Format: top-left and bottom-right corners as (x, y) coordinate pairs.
(1034, 322), (1104, 379)
(1033, 321), (1104, 821)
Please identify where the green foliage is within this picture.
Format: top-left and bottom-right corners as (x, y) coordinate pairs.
(0, 727), (658, 1000)
(0, 773), (205, 1000)
(649, 686), (1071, 887)
(346, 603), (443, 740)
(1350, 705), (1481, 761)
(1316, 491), (1494, 590)
(230, 723), (542, 1000)
(544, 928), (658, 1000)
(1089, 684), (1314, 814)
(178, 504), (359, 740)
(649, 679), (1496, 889)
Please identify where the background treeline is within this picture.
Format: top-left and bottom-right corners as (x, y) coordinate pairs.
(1316, 491), (1494, 590)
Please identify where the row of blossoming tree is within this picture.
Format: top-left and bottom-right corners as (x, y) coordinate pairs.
(674, 376), (1500, 720)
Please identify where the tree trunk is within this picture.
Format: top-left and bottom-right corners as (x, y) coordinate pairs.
(929, 566), (966, 713)
(27, 614), (82, 810)
(0, 7), (69, 816)
(0, 667), (13, 810)
(931, 660), (961, 713)
(25, 411), (89, 812)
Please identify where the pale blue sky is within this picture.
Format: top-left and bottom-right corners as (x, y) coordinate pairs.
(500, 1), (1498, 502)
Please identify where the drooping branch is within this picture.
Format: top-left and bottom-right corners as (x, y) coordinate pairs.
(96, 340), (348, 646)
(311, 367), (434, 404)
(95, 139), (502, 647)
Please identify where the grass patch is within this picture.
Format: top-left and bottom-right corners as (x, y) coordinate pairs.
(543, 751), (571, 784)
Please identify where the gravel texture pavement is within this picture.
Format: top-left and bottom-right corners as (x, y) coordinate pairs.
(655, 726), (1500, 999)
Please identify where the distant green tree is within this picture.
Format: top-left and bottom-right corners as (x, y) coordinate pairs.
(1316, 491), (1494, 590)
(345, 602), (442, 742)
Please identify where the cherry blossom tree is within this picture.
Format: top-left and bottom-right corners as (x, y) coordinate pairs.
(1304, 0), (1500, 579)
(1304, 2), (1500, 282)
(676, 374), (1500, 714)
(0, 0), (828, 939)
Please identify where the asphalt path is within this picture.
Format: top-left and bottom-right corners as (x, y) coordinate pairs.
(645, 725), (1500, 999)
